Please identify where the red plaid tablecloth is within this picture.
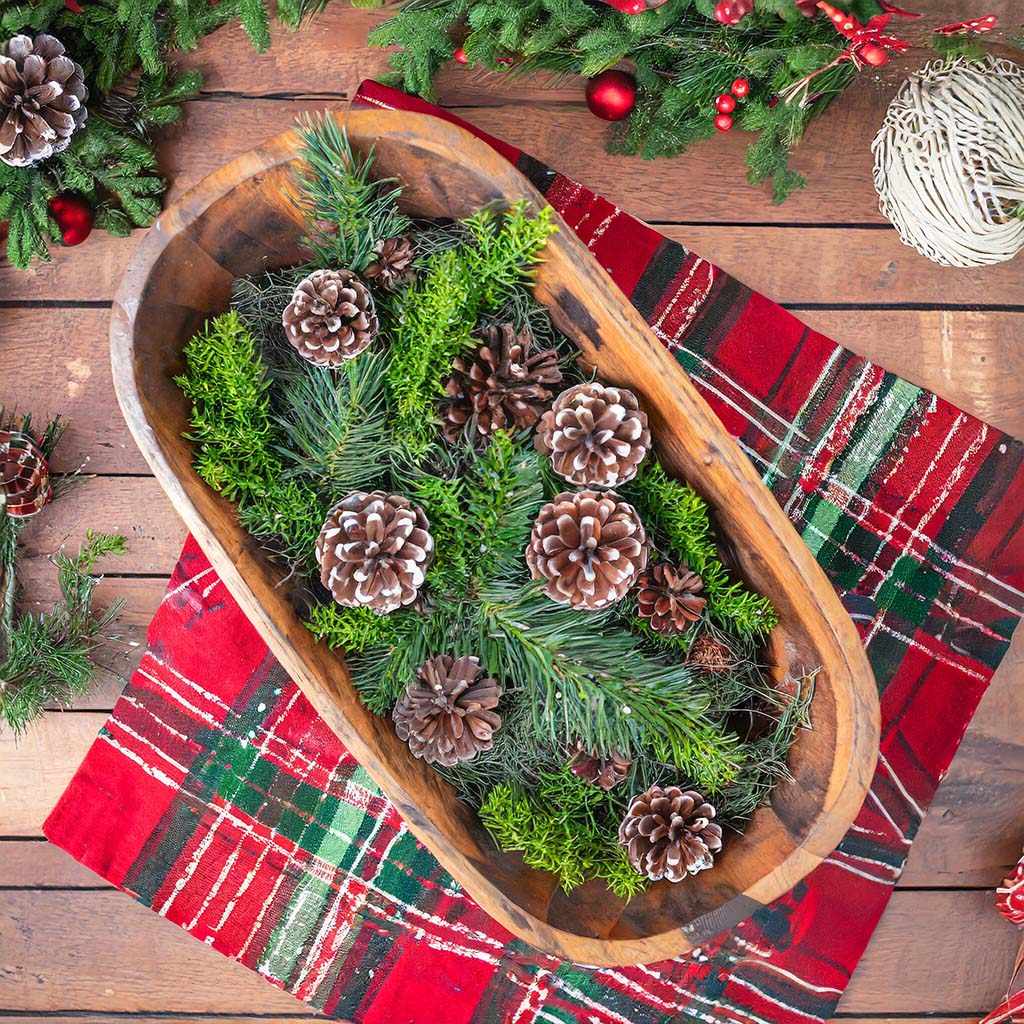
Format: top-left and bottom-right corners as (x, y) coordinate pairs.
(44, 83), (1024, 1023)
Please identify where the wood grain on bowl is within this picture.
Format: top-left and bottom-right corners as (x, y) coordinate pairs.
(109, 108), (879, 966)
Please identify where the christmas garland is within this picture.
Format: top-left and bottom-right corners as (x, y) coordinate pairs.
(364, 0), (989, 201)
(0, 413), (125, 734)
(175, 117), (813, 895)
(0, 0), (326, 267)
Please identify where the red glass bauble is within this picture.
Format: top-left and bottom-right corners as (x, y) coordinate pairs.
(454, 46), (469, 64)
(714, 93), (736, 113)
(730, 77), (750, 97)
(714, 113), (733, 132)
(48, 194), (93, 247)
(585, 69), (637, 122)
(856, 41), (890, 66)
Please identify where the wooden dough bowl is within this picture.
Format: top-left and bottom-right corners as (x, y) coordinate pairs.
(110, 109), (879, 967)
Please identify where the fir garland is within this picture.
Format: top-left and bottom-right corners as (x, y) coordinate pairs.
(365, 0), (886, 201)
(0, 0), (326, 267)
(0, 413), (126, 734)
(175, 117), (813, 894)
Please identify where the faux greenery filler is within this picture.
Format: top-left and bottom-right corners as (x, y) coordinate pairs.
(0, 414), (126, 734)
(176, 116), (811, 896)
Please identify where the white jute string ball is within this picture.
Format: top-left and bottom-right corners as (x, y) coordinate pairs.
(872, 56), (1024, 268)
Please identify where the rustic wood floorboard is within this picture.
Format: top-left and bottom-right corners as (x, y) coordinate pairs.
(1, 2), (1022, 1020)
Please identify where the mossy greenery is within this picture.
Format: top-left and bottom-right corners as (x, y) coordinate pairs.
(176, 116), (810, 897)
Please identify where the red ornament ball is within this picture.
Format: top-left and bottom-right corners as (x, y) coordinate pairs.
(730, 77), (750, 98)
(48, 194), (93, 247)
(453, 46), (469, 65)
(856, 41), (890, 67)
(714, 93), (736, 114)
(585, 69), (637, 122)
(714, 113), (733, 132)
(713, 0), (752, 23)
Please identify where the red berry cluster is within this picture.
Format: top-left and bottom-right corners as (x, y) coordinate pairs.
(713, 0), (752, 24)
(713, 78), (749, 132)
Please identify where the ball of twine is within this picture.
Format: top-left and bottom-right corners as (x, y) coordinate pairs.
(872, 56), (1024, 268)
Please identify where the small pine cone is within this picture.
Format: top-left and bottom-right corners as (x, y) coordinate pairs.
(536, 382), (651, 489)
(393, 655), (502, 766)
(363, 235), (416, 290)
(282, 268), (379, 366)
(569, 745), (631, 791)
(0, 34), (87, 168)
(440, 324), (562, 442)
(1, 429), (51, 518)
(687, 634), (735, 674)
(636, 562), (706, 636)
(316, 491), (434, 614)
(619, 785), (723, 882)
(526, 490), (648, 610)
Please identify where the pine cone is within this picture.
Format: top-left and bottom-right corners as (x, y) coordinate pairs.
(619, 785), (723, 882)
(393, 655), (502, 766)
(687, 634), (735, 674)
(316, 491), (434, 614)
(526, 490), (648, 610)
(636, 562), (706, 636)
(569, 745), (631, 791)
(440, 324), (562, 442)
(535, 382), (651, 489)
(282, 268), (379, 366)
(1, 429), (51, 518)
(363, 235), (416, 289)
(0, 34), (87, 168)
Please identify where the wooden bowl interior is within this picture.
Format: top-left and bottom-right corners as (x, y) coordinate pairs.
(115, 111), (877, 965)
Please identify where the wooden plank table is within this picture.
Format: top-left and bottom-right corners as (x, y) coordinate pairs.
(2, 5), (1023, 1019)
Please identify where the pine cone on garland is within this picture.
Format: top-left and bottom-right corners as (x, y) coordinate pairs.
(393, 655), (502, 766)
(636, 562), (706, 636)
(0, 34), (87, 168)
(440, 324), (562, 442)
(619, 785), (723, 882)
(569, 745), (631, 791)
(535, 382), (651, 489)
(316, 490), (434, 614)
(526, 490), (648, 610)
(687, 634), (735, 674)
(282, 268), (379, 366)
(363, 235), (416, 290)
(1, 429), (51, 517)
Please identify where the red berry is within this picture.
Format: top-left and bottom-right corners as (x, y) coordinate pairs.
(731, 77), (750, 98)
(714, 93), (736, 113)
(714, 113), (733, 132)
(454, 46), (468, 64)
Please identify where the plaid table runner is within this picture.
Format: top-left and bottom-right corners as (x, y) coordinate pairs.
(44, 82), (1024, 1024)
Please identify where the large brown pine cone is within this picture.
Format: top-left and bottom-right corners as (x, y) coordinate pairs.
(393, 655), (502, 766)
(619, 785), (723, 882)
(568, 745), (631, 791)
(535, 382), (651, 489)
(441, 324), (562, 442)
(636, 562), (706, 636)
(282, 268), (379, 366)
(315, 491), (433, 614)
(0, 34), (87, 168)
(526, 490), (648, 610)
(363, 235), (416, 290)
(1, 429), (51, 518)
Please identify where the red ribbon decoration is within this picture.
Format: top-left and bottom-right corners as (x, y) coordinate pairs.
(936, 13), (998, 34)
(817, 1), (911, 67)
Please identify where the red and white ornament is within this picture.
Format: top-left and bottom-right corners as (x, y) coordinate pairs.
(936, 14), (997, 35)
(48, 193), (93, 247)
(731, 77), (750, 98)
(714, 0), (752, 24)
(714, 93), (736, 113)
(997, 849), (1024, 926)
(585, 69), (637, 122)
(454, 46), (469, 64)
(714, 113), (733, 132)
